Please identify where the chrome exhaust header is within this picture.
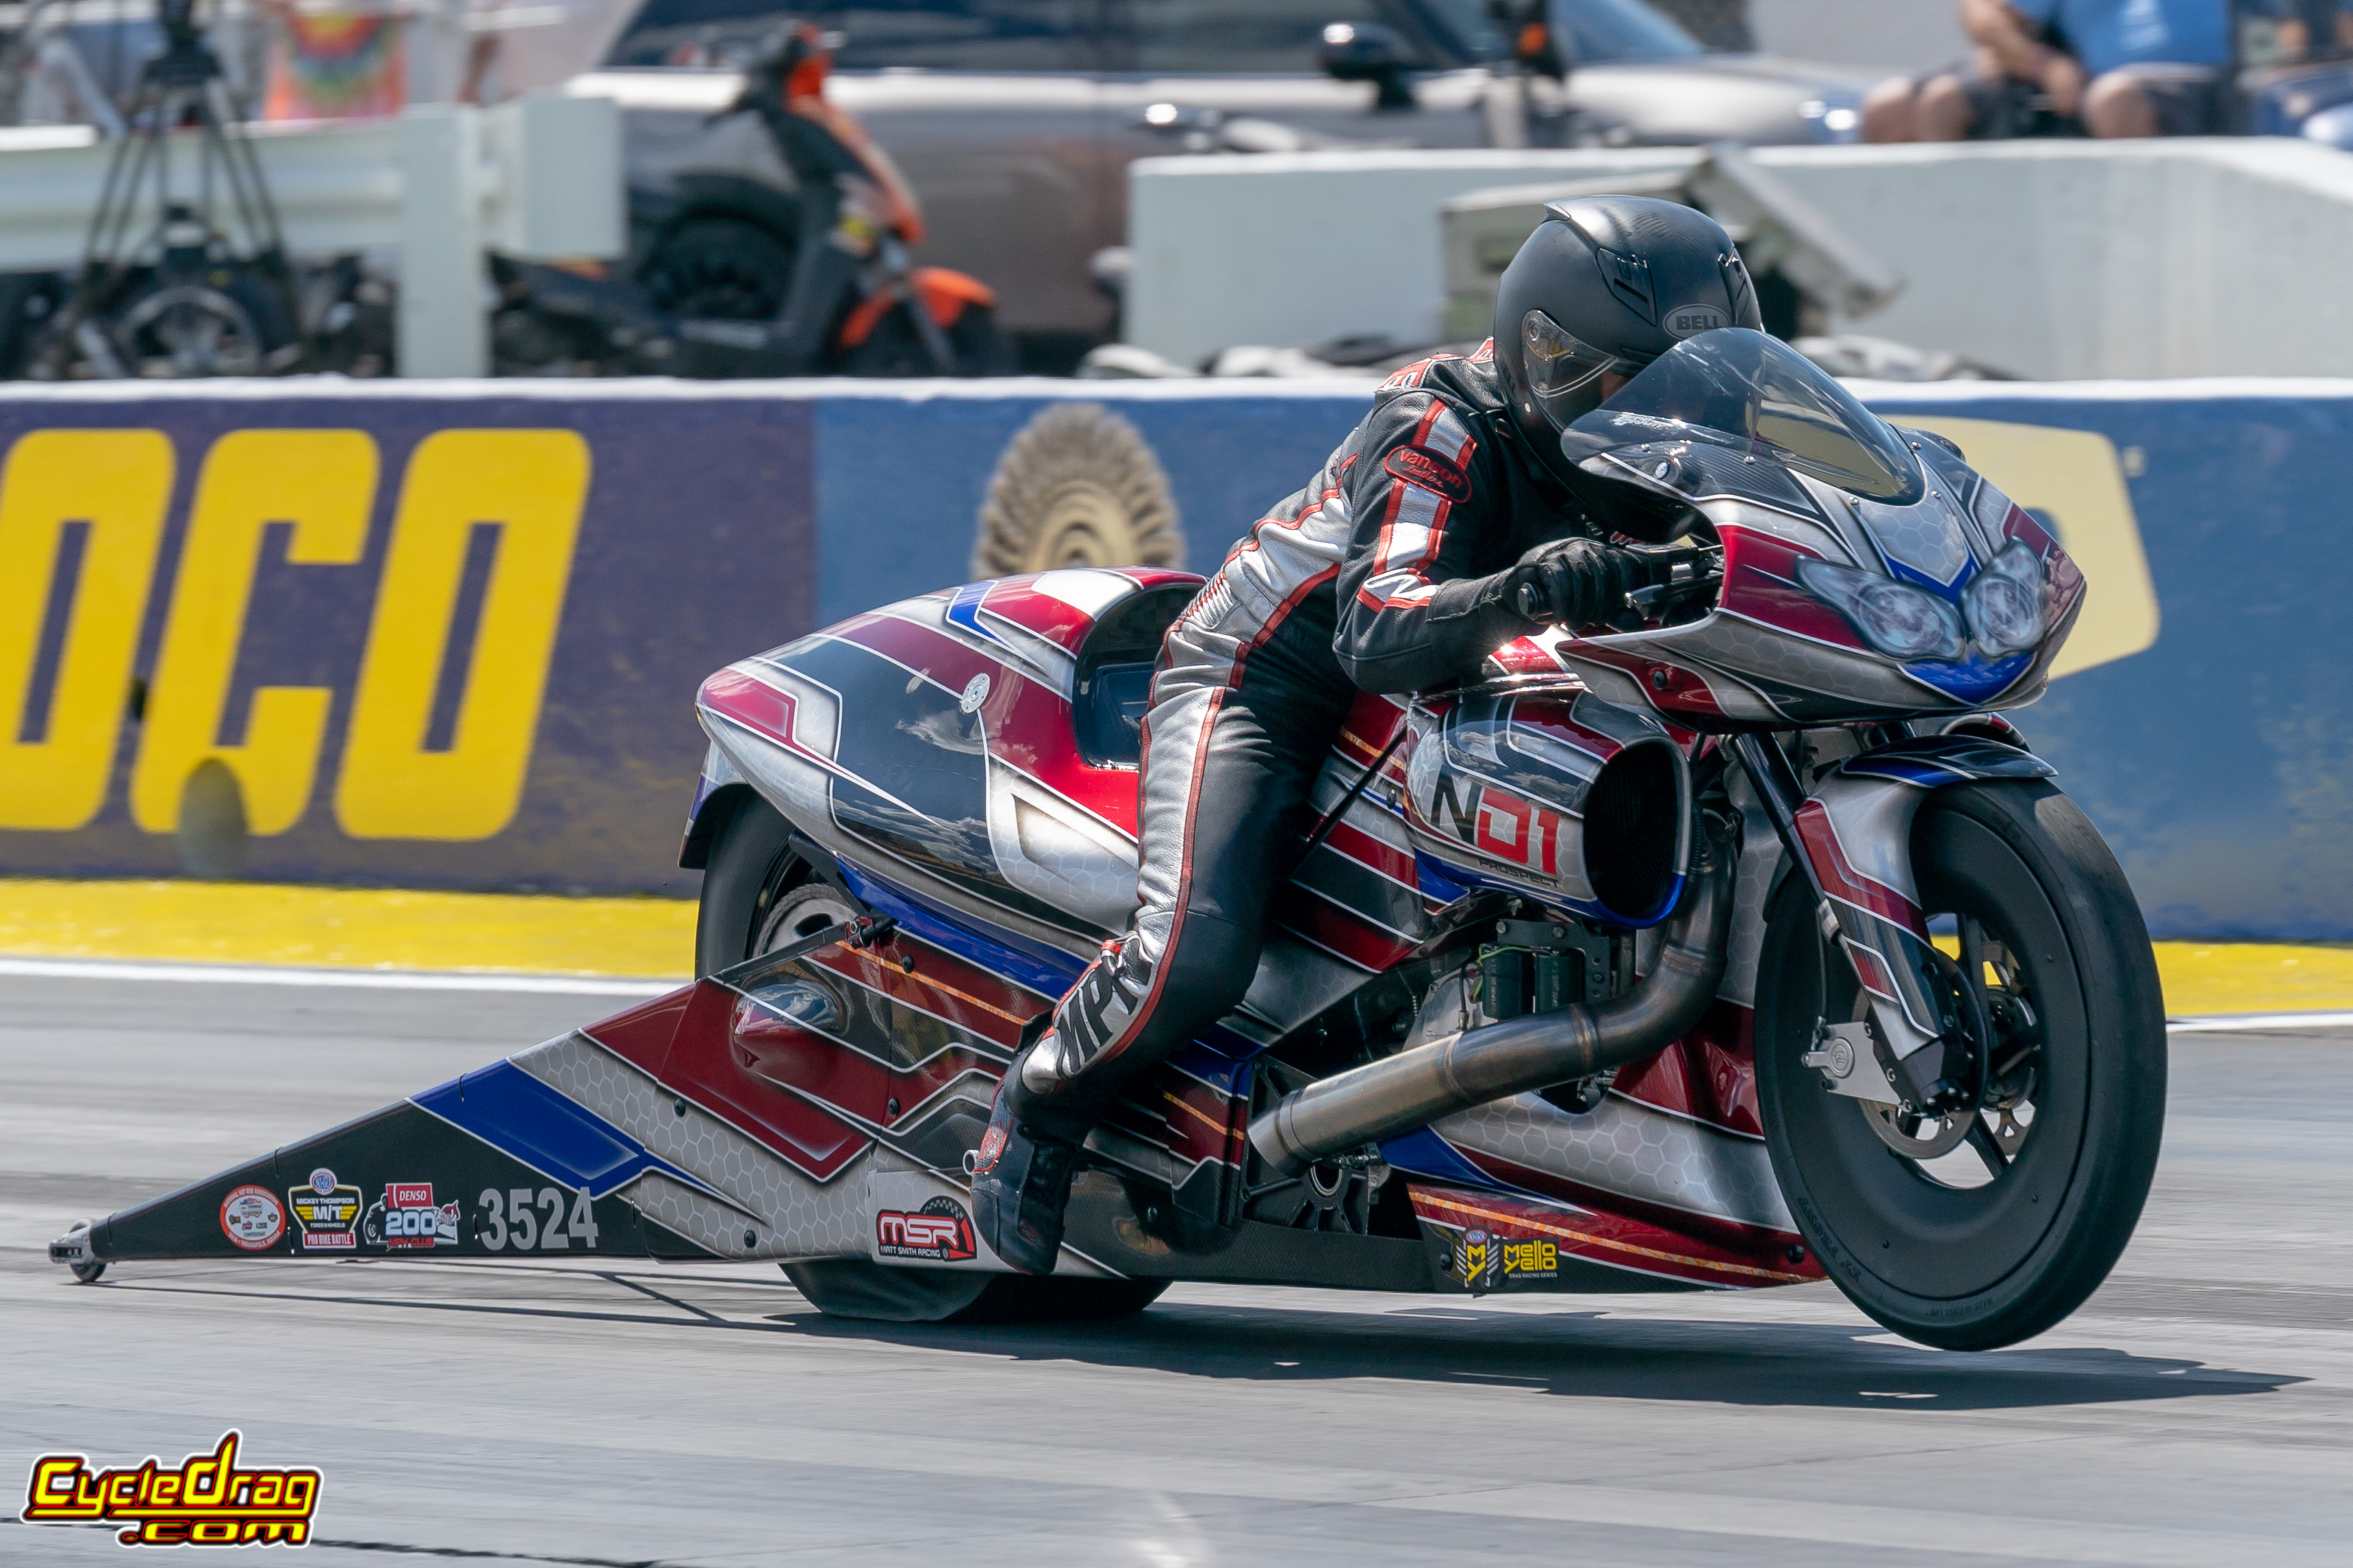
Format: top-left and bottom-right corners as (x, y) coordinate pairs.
(1247, 821), (1735, 1176)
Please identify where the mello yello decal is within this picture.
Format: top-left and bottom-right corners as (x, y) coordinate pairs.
(0, 428), (590, 842)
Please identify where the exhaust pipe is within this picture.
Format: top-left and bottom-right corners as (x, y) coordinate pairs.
(1248, 821), (1735, 1176)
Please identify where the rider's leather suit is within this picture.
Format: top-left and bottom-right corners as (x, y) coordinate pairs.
(1011, 341), (1614, 1133)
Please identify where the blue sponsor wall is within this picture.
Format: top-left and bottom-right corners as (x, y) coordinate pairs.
(1, 377), (2348, 938)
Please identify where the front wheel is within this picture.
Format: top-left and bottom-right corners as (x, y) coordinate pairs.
(1755, 781), (2165, 1350)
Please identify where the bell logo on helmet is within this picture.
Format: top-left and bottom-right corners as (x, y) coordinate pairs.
(1664, 303), (1729, 339)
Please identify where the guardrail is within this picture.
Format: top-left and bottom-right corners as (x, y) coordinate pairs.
(0, 94), (622, 375)
(0, 375), (2341, 940)
(1125, 140), (2353, 381)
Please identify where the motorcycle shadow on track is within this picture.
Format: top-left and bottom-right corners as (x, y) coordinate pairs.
(765, 1298), (2302, 1415)
(60, 1257), (2298, 1414)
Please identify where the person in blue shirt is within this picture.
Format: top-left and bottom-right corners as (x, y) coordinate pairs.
(1863, 0), (2331, 141)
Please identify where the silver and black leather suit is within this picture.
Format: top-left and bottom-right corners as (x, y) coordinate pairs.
(1010, 342), (1612, 1135)
(972, 195), (1763, 1272)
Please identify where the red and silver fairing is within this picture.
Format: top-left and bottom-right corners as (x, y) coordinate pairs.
(1529, 332), (2085, 730)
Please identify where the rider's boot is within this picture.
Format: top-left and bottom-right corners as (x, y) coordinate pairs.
(969, 1040), (1084, 1275)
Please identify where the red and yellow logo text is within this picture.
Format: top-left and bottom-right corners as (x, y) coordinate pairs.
(21, 1430), (320, 1546)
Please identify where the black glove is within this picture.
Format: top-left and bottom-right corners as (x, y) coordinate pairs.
(1505, 537), (1646, 628)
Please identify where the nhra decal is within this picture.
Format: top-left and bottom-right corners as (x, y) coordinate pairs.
(876, 1196), (978, 1262)
(364, 1182), (460, 1251)
(1384, 445), (1473, 504)
(287, 1168), (361, 1252)
(218, 1186), (283, 1251)
(1452, 1227), (1499, 1291)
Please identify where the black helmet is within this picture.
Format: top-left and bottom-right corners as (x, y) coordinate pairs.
(1492, 196), (1761, 489)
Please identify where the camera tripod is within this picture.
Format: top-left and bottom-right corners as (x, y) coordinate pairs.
(38, 0), (302, 378)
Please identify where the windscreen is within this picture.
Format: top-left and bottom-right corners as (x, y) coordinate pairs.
(1560, 329), (1925, 504)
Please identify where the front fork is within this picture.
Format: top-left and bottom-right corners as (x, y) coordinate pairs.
(1729, 731), (2052, 1111)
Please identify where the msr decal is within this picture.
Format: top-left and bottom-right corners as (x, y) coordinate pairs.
(218, 1186), (283, 1251)
(1384, 445), (1474, 504)
(21, 1430), (322, 1546)
(876, 1196), (978, 1263)
(364, 1182), (459, 1251)
(286, 1169), (361, 1252)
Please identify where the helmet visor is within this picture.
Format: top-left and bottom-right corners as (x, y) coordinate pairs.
(1521, 309), (1649, 433)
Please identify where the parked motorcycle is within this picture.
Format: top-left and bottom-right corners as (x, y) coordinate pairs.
(494, 24), (1011, 378)
(51, 331), (2163, 1354)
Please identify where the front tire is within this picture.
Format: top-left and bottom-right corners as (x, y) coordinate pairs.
(1755, 781), (2165, 1350)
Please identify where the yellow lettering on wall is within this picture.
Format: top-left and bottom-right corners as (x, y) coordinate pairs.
(335, 430), (592, 841)
(1897, 417), (2161, 678)
(130, 430), (378, 836)
(0, 430), (173, 831)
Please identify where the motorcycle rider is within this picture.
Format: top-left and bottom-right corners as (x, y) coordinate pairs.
(971, 197), (1764, 1272)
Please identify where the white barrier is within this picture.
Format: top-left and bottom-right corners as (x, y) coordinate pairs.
(0, 93), (622, 376)
(1127, 139), (2353, 380)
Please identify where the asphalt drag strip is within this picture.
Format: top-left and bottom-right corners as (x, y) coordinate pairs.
(2, 972), (2348, 1566)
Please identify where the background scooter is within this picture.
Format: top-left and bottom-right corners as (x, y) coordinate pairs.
(492, 21), (1011, 379)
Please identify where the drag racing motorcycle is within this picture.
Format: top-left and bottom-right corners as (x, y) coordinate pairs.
(53, 330), (2164, 1351)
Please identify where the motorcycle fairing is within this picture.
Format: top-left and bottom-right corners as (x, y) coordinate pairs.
(1784, 734), (2057, 1059)
(1540, 336), (2088, 730)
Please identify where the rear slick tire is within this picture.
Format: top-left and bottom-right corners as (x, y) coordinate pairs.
(1754, 780), (2166, 1350)
(699, 794), (1169, 1326)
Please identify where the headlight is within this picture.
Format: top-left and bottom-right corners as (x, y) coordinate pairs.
(1961, 540), (2048, 656)
(1795, 557), (1966, 662)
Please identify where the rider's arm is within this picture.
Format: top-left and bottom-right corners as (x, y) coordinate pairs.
(1331, 392), (1542, 695)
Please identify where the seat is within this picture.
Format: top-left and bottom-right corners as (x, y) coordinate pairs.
(1071, 584), (1195, 768)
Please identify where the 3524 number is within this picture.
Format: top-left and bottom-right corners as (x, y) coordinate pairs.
(476, 1185), (599, 1252)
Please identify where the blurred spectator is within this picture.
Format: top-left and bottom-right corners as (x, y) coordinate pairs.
(259, 1), (409, 121)
(1649, 0), (1756, 50)
(2270, 0), (2353, 57)
(1861, 0), (2299, 142)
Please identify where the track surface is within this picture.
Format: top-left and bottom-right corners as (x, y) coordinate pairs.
(3, 973), (2348, 1566)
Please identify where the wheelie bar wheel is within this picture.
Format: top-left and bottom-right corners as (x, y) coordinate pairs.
(1755, 781), (2167, 1350)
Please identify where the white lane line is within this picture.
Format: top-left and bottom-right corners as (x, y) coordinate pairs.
(0, 956), (679, 997)
(2167, 1011), (2353, 1033)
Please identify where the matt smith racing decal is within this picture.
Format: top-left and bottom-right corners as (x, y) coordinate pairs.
(21, 1430), (322, 1546)
(364, 1183), (460, 1250)
(288, 1168), (361, 1252)
(876, 1196), (978, 1263)
(218, 1186), (283, 1252)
